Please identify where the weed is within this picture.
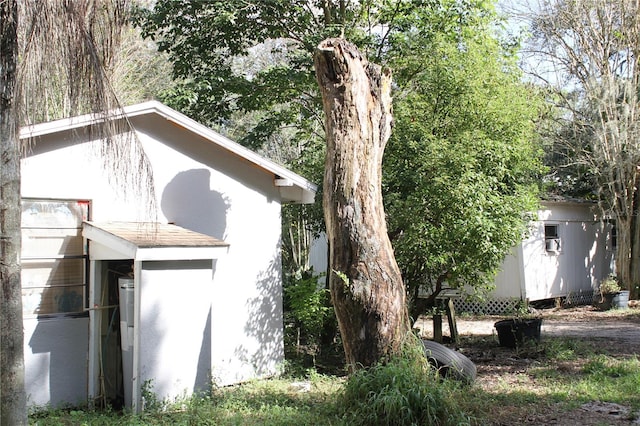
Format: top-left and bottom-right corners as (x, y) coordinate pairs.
(338, 342), (471, 426)
(543, 337), (594, 361)
(28, 317), (640, 425)
(140, 379), (164, 412)
(583, 355), (640, 378)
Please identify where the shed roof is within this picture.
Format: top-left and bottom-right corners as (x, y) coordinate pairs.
(83, 221), (229, 261)
(20, 101), (317, 204)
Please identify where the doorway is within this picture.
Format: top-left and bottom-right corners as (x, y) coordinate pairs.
(96, 259), (133, 409)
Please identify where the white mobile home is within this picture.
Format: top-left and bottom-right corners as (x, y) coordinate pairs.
(311, 200), (613, 314)
(20, 101), (316, 411)
(487, 199), (614, 311)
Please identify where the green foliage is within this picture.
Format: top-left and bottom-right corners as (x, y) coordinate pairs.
(599, 275), (622, 295)
(283, 267), (340, 373)
(531, 352), (640, 407)
(135, 0), (342, 145)
(31, 377), (343, 425)
(25, 334), (640, 425)
(526, 1), (640, 297)
(583, 355), (639, 379)
(281, 203), (325, 275)
(339, 344), (471, 426)
(108, 26), (175, 109)
(140, 379), (164, 412)
(135, 0), (504, 149)
(543, 338), (594, 361)
(284, 269), (332, 343)
(383, 4), (544, 314)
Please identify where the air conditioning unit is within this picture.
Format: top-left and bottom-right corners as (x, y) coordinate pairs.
(545, 238), (560, 252)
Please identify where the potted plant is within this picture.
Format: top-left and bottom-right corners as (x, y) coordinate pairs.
(595, 275), (629, 310)
(494, 301), (542, 349)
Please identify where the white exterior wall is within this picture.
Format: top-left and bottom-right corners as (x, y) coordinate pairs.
(492, 202), (613, 302)
(138, 261), (214, 401)
(308, 203), (611, 308)
(21, 115), (286, 405)
(23, 317), (88, 408)
(491, 246), (525, 299)
(133, 118), (285, 386)
(309, 233), (328, 286)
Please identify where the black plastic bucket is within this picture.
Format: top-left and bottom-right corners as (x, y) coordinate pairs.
(494, 318), (542, 348)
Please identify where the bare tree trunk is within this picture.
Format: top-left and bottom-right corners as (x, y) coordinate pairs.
(1, 2), (139, 421)
(314, 38), (410, 370)
(616, 216), (632, 291)
(1, 0), (27, 424)
(629, 177), (640, 298)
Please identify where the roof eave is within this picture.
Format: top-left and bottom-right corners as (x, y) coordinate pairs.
(20, 101), (318, 205)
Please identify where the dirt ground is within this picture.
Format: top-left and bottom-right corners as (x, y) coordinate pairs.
(415, 305), (640, 425)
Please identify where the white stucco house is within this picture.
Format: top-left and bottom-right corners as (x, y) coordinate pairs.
(19, 101), (316, 411)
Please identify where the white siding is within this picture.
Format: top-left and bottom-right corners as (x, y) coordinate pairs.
(492, 247), (524, 299)
(139, 261), (214, 401)
(491, 202), (613, 302)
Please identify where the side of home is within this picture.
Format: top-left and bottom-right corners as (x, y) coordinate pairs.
(311, 199), (614, 314)
(489, 200), (614, 310)
(19, 102), (316, 410)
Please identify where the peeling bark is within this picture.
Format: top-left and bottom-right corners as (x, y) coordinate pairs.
(314, 38), (410, 370)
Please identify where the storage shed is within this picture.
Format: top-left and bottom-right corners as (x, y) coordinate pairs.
(19, 101), (317, 411)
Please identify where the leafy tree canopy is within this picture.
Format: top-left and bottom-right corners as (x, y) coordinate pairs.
(135, 0), (486, 150)
(520, 0), (640, 295)
(384, 22), (544, 317)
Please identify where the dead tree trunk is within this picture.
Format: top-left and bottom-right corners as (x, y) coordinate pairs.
(314, 38), (410, 370)
(1, 0), (28, 424)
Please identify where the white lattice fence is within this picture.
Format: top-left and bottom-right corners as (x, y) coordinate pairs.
(453, 291), (598, 314)
(563, 290), (598, 306)
(454, 298), (521, 315)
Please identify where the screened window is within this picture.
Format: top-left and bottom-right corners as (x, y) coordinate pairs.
(21, 199), (90, 317)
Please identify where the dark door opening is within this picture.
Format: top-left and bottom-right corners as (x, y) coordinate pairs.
(97, 260), (133, 410)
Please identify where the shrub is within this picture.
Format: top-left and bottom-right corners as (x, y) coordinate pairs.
(338, 341), (471, 426)
(283, 269), (334, 365)
(284, 270), (331, 338)
(599, 275), (621, 295)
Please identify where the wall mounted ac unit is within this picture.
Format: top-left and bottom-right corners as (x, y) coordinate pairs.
(545, 238), (560, 252)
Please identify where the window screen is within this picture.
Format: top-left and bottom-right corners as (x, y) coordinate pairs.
(21, 199), (90, 317)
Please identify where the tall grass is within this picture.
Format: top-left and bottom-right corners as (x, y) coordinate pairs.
(29, 336), (640, 425)
(29, 375), (343, 426)
(338, 340), (471, 426)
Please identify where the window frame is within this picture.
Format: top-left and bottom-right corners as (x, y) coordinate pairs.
(21, 198), (91, 319)
(544, 223), (561, 254)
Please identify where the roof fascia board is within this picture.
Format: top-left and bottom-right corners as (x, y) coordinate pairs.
(20, 110), (129, 139)
(136, 245), (228, 261)
(83, 223), (138, 259)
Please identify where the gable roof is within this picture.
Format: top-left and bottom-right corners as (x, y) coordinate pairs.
(20, 101), (317, 204)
